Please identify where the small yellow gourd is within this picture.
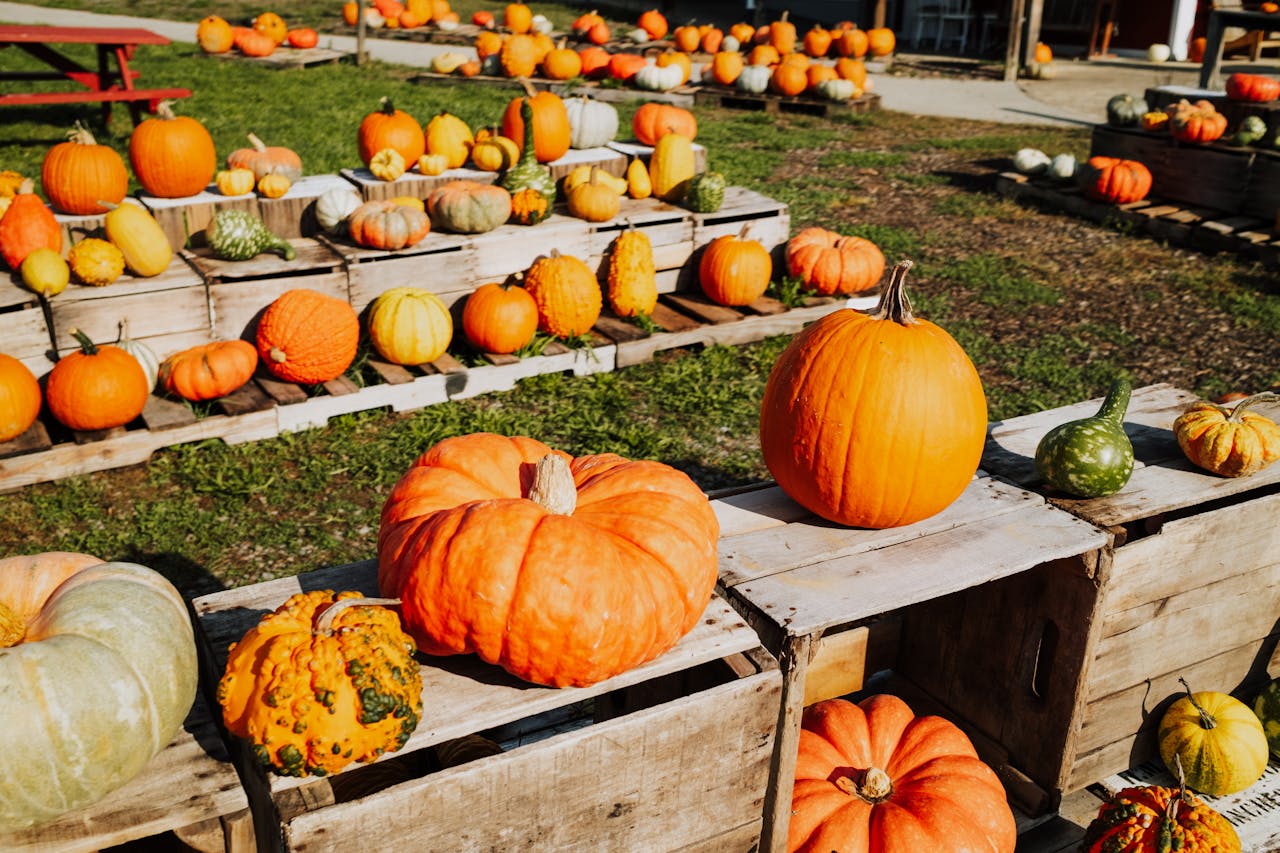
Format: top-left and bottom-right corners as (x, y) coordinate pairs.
(370, 148), (407, 181)
(216, 168), (256, 196)
(417, 153), (450, 176)
(649, 133), (695, 202)
(1174, 393), (1280, 478)
(626, 156), (652, 200)
(102, 202), (172, 277)
(19, 247), (70, 296)
(566, 167), (620, 223)
(257, 173), (292, 199)
(470, 133), (519, 172)
(68, 238), (126, 287)
(562, 164), (627, 196)
(607, 227), (657, 317)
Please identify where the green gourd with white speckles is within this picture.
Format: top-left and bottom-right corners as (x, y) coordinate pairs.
(1034, 378), (1134, 498)
(206, 210), (296, 262)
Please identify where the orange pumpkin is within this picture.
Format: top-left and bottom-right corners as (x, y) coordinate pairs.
(377, 433), (720, 687)
(586, 20), (610, 45)
(579, 45), (611, 77)
(748, 44), (780, 66)
(0, 179), (61, 269)
(789, 696), (1016, 853)
(196, 15), (234, 53)
(803, 25), (832, 57)
(835, 57), (868, 87)
(1034, 41), (1053, 64)
(786, 227), (885, 295)
(806, 64), (838, 89)
(729, 22), (755, 44)
(522, 250), (601, 338)
(836, 27), (869, 57)
(542, 40), (583, 80)
(357, 97), (425, 167)
(769, 11), (797, 54)
(342, 2), (359, 26)
(0, 352), (41, 442)
(226, 132), (302, 182)
(474, 29), (504, 58)
(255, 289), (360, 385)
(771, 62), (808, 96)
(45, 328), (149, 432)
(637, 8), (668, 40)
(712, 50), (744, 86)
(158, 340), (259, 402)
(631, 102), (697, 146)
(673, 25), (701, 53)
(504, 2), (532, 33)
(867, 26), (896, 56)
(129, 101), (217, 199)
(701, 27), (724, 53)
(473, 9), (495, 27)
(237, 28), (278, 57)
(501, 89), (571, 164)
(462, 281), (539, 354)
(607, 52), (647, 81)
(41, 123), (127, 216)
(699, 231), (772, 306)
(287, 28), (319, 48)
(760, 260), (988, 529)
(252, 12), (288, 45)
(347, 199), (432, 249)
(499, 32), (538, 77)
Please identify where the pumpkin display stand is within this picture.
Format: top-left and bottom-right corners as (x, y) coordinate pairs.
(0, 692), (254, 853)
(694, 87), (882, 118)
(139, 185), (263, 252)
(980, 383), (1280, 801)
(208, 43), (348, 70)
(192, 559), (781, 852)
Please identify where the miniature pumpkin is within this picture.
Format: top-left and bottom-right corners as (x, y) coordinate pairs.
(542, 40), (582, 80)
(237, 28), (278, 57)
(1174, 393), (1280, 478)
(1081, 784), (1241, 853)
(760, 260), (987, 529)
(46, 328), (149, 431)
(522, 250), (602, 338)
(470, 130), (520, 172)
(1159, 679), (1269, 796)
(1168, 99), (1228, 144)
(377, 433), (719, 687)
(504, 2), (533, 33)
(736, 63), (772, 94)
(836, 27), (869, 57)
(255, 289), (360, 384)
(631, 103), (697, 146)
(158, 340), (258, 401)
(804, 25), (832, 58)
(1077, 156), (1152, 204)
(1225, 72), (1280, 103)
(226, 132), (303, 182)
(1105, 93), (1148, 128)
(462, 282), (538, 353)
(417, 153), (450, 176)
(771, 62), (808, 97)
(635, 62), (686, 92)
(834, 57), (868, 87)
(369, 147), (407, 181)
(0, 353), (40, 442)
(367, 286), (453, 365)
(256, 174), (291, 199)
(790, 695), (1016, 853)
(566, 167), (620, 222)
(197, 15), (234, 53)
(426, 180), (512, 234)
(578, 45), (611, 78)
(509, 187), (551, 225)
(787, 227), (885, 296)
(42, 122), (128, 215)
(216, 167), (256, 196)
(0, 179), (60, 269)
(347, 199), (432, 250)
(474, 29), (503, 59)
(67, 238), (124, 287)
(315, 187), (362, 235)
(358, 97), (425, 168)
(607, 226), (657, 318)
(699, 230), (772, 306)
(626, 156), (652, 199)
(607, 52), (647, 82)
(425, 111), (474, 170)
(0, 552), (198, 832)
(218, 590), (422, 777)
(501, 88), (571, 164)
(129, 101), (217, 199)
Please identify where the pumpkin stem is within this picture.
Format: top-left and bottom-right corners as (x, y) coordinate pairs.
(247, 131), (267, 152)
(16, 178), (35, 196)
(269, 346), (289, 365)
(1225, 391), (1280, 420)
(315, 595), (401, 635)
(69, 120), (97, 146)
(0, 600), (25, 648)
(116, 318), (131, 345)
(519, 77), (538, 99)
(870, 260), (916, 325)
(68, 327), (99, 356)
(527, 453), (577, 515)
(155, 99), (177, 120)
(832, 766), (894, 803)
(378, 95), (397, 116)
(1178, 677), (1217, 730)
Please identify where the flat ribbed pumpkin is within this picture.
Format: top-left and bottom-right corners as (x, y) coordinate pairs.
(158, 340), (258, 402)
(256, 289), (359, 384)
(786, 227), (886, 296)
(0, 552), (197, 832)
(1173, 393), (1280, 478)
(789, 695), (1016, 853)
(1081, 784), (1241, 853)
(760, 260), (987, 529)
(377, 433), (720, 687)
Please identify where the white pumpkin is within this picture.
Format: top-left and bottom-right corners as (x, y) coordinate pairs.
(1147, 43), (1172, 63)
(816, 78), (857, 101)
(634, 61), (684, 91)
(565, 96), (619, 149)
(736, 64), (771, 94)
(721, 35), (740, 52)
(363, 7), (385, 28)
(436, 16), (459, 31)
(531, 14), (553, 34)
(1048, 153), (1077, 181)
(115, 323), (160, 391)
(315, 187), (363, 234)
(1013, 147), (1051, 175)
(628, 27), (651, 43)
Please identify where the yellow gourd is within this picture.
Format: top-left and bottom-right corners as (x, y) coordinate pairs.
(19, 248), (69, 296)
(216, 168), (256, 196)
(370, 148), (407, 181)
(626, 156), (652, 200)
(417, 153), (450, 176)
(607, 227), (657, 317)
(257, 174), (292, 199)
(649, 133), (695, 202)
(68, 238), (125, 287)
(102, 202), (172, 277)
(562, 164), (627, 196)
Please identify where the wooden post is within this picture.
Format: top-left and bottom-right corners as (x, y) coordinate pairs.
(1023, 0), (1045, 69)
(356, 0), (367, 66)
(1005, 0), (1027, 81)
(874, 0), (887, 29)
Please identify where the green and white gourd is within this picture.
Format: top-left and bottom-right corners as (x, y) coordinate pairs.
(1048, 153), (1076, 181)
(1034, 378), (1135, 498)
(565, 97), (618, 149)
(498, 100), (557, 206)
(685, 171), (725, 213)
(206, 210), (297, 262)
(114, 321), (159, 391)
(1233, 115), (1268, 147)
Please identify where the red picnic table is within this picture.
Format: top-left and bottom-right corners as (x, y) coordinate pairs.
(0, 24), (191, 125)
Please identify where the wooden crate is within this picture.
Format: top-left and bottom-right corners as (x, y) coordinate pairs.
(1090, 125), (1253, 215)
(182, 239), (348, 340)
(139, 187), (262, 252)
(258, 174), (363, 239)
(714, 476), (1109, 852)
(192, 559), (781, 853)
(693, 87), (881, 117)
(319, 229), (477, 313)
(980, 383), (1280, 795)
(0, 692), (254, 853)
(340, 164), (498, 203)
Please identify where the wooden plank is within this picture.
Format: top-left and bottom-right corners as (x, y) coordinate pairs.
(275, 373), (451, 433)
(711, 484), (812, 539)
(140, 393), (197, 430)
(0, 418), (51, 460)
(183, 239), (344, 285)
(3, 303), (54, 362)
(446, 344), (616, 401)
(49, 277), (211, 347)
(139, 188), (262, 251)
(661, 292), (745, 325)
(257, 173), (359, 239)
(367, 359), (415, 385)
(692, 88), (881, 117)
(255, 376), (309, 405)
(218, 378), (276, 417)
(214, 45), (347, 69)
(340, 165), (499, 202)
(803, 625), (869, 706)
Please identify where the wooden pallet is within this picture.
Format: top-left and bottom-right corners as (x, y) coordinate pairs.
(192, 560), (780, 852)
(994, 171), (1280, 266)
(210, 45), (348, 69)
(335, 22), (502, 47)
(693, 87), (881, 117)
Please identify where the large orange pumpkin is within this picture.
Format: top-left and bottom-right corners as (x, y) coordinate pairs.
(377, 433), (720, 687)
(759, 260), (987, 529)
(357, 97), (426, 168)
(129, 101), (217, 199)
(42, 122), (129, 215)
(45, 328), (149, 432)
(867, 27), (896, 56)
(157, 340), (258, 402)
(631, 102), (697, 146)
(0, 352), (41, 442)
(462, 281), (539, 354)
(501, 89), (571, 164)
(255, 289), (360, 385)
(196, 15), (234, 53)
(789, 695), (1016, 853)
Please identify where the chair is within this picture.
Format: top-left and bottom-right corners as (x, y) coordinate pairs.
(911, 0), (973, 53)
(1214, 0), (1280, 60)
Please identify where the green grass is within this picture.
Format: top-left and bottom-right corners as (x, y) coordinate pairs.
(936, 253), (1061, 308)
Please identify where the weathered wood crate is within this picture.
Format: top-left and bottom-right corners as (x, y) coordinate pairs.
(0, 692), (254, 853)
(981, 383), (1280, 796)
(258, 174), (364, 239)
(340, 164), (498, 203)
(1090, 125), (1255, 215)
(209, 45), (348, 69)
(714, 475), (1109, 851)
(139, 187), (262, 251)
(319, 227), (479, 313)
(693, 87), (882, 117)
(192, 559), (781, 852)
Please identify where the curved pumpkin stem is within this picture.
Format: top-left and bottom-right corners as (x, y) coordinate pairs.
(519, 77), (539, 99)
(69, 121), (97, 146)
(870, 260), (916, 326)
(1225, 391), (1280, 420)
(246, 132), (268, 152)
(315, 596), (401, 635)
(1178, 677), (1217, 730)
(68, 327), (99, 356)
(0, 600), (24, 648)
(832, 766), (894, 803)
(377, 95), (397, 116)
(154, 100), (178, 120)
(527, 453), (577, 515)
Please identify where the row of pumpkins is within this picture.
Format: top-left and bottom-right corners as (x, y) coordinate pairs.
(1107, 78), (1280, 147)
(195, 12), (319, 58)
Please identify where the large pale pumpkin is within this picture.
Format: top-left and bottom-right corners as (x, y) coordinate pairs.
(760, 260), (987, 529)
(377, 433), (720, 687)
(789, 695), (1016, 853)
(1158, 680), (1268, 797)
(0, 552), (198, 831)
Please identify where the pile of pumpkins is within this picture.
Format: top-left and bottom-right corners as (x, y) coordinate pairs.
(1106, 79), (1280, 148)
(340, 0), (462, 31)
(196, 12), (319, 58)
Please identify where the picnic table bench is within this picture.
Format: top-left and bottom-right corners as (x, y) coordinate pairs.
(0, 24), (191, 124)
